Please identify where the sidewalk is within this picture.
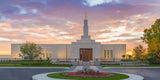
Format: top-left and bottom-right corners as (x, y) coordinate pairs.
(32, 66), (144, 80)
(103, 67), (160, 68)
(0, 67), (70, 69)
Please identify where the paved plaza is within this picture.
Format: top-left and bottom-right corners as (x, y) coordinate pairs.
(103, 68), (160, 80)
(0, 67), (160, 80)
(0, 68), (67, 80)
(32, 66), (144, 80)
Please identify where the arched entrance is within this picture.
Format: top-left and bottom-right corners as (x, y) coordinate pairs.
(79, 48), (92, 61)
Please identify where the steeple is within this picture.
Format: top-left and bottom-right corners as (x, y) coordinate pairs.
(72, 13), (99, 43)
(85, 13), (87, 19)
(83, 13), (88, 37)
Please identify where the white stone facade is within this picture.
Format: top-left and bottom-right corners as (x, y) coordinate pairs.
(11, 44), (71, 59)
(11, 15), (126, 60)
(11, 43), (125, 60)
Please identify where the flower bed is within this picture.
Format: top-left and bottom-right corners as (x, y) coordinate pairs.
(47, 72), (130, 80)
(62, 68), (115, 77)
(62, 72), (114, 77)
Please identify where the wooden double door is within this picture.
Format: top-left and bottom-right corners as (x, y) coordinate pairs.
(80, 48), (93, 61)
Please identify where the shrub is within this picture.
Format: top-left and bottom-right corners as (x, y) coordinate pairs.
(149, 60), (160, 64)
(100, 63), (120, 65)
(76, 68), (100, 75)
(121, 59), (134, 61)
(20, 62), (51, 65)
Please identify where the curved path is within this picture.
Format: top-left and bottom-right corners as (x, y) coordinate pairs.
(32, 66), (144, 80)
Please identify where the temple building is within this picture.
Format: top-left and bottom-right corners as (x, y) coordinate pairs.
(11, 14), (126, 61)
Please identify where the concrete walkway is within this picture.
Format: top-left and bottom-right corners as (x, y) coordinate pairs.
(0, 67), (70, 69)
(103, 67), (160, 68)
(32, 66), (144, 80)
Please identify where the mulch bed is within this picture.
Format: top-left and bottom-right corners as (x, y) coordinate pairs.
(61, 72), (115, 78)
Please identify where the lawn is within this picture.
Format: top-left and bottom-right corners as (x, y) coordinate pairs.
(0, 60), (72, 67)
(0, 63), (72, 67)
(102, 64), (160, 67)
(47, 72), (129, 80)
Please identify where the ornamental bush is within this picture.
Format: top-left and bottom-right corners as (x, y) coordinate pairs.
(149, 60), (160, 64)
(76, 68), (100, 75)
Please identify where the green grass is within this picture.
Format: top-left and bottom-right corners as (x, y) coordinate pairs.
(0, 60), (72, 67)
(47, 72), (129, 80)
(102, 64), (160, 67)
(0, 63), (72, 67)
(148, 64), (160, 67)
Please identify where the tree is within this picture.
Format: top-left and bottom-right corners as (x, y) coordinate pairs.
(19, 42), (43, 60)
(146, 53), (158, 61)
(133, 45), (146, 60)
(141, 19), (160, 58)
(128, 55), (132, 60)
(122, 55), (126, 59)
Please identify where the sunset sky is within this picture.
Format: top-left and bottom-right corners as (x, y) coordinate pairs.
(0, 0), (160, 55)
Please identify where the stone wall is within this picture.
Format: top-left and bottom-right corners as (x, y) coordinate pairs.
(11, 44), (71, 59)
(101, 44), (126, 60)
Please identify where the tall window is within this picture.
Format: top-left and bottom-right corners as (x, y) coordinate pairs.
(42, 50), (52, 59)
(104, 50), (106, 59)
(46, 50), (48, 57)
(110, 50), (112, 58)
(104, 50), (113, 59)
(107, 50), (109, 58)
(43, 50), (45, 57)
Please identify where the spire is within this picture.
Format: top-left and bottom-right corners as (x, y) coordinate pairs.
(83, 13), (88, 37)
(85, 13), (87, 19)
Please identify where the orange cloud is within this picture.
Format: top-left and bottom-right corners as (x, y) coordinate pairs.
(66, 23), (79, 29)
(0, 22), (12, 28)
(116, 10), (121, 13)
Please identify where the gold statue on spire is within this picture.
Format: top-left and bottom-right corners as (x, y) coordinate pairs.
(85, 13), (87, 19)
